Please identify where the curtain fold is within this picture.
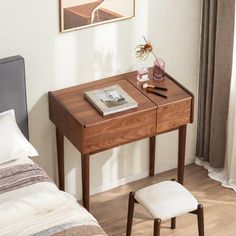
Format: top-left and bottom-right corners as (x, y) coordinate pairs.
(196, 0), (235, 168)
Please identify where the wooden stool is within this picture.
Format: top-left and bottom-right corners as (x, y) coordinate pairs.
(126, 181), (204, 236)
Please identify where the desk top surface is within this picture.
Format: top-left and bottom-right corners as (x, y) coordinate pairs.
(128, 73), (192, 107)
(50, 69), (193, 127)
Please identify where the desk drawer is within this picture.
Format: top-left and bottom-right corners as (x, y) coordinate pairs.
(83, 109), (156, 154)
(156, 98), (192, 134)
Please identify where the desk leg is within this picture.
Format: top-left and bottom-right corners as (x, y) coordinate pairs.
(81, 154), (90, 211)
(178, 125), (187, 184)
(56, 128), (65, 191)
(149, 136), (156, 176)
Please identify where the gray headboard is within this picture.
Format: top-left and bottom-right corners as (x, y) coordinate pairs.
(0, 55), (29, 139)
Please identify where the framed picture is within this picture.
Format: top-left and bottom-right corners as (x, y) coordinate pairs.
(59, 0), (135, 32)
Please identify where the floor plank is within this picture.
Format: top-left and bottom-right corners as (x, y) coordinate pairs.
(90, 164), (236, 236)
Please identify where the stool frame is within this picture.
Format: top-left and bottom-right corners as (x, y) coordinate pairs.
(126, 191), (204, 236)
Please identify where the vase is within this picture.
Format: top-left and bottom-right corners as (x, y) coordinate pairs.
(153, 58), (165, 80)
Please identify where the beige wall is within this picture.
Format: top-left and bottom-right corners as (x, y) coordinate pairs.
(101, 0), (134, 16)
(0, 0), (201, 199)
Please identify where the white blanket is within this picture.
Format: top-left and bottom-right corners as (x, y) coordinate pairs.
(0, 157), (102, 236)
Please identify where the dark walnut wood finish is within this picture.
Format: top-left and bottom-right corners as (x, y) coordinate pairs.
(48, 69), (194, 211)
(126, 193), (204, 236)
(128, 70), (194, 184)
(49, 79), (157, 154)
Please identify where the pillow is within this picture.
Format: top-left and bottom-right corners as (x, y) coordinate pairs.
(0, 110), (38, 164)
(0, 109), (15, 119)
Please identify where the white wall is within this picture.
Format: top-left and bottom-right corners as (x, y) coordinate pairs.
(102, 0), (134, 16)
(0, 0), (201, 199)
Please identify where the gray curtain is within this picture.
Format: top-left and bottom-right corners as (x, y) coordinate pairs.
(196, 0), (235, 168)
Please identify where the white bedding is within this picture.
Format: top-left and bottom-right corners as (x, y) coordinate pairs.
(0, 157), (105, 236)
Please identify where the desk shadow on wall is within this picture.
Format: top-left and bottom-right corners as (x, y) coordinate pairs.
(37, 2), (146, 199)
(28, 94), (58, 181)
(61, 17), (144, 199)
(72, 7), (134, 85)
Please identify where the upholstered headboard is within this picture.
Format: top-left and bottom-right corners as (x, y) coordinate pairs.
(0, 56), (29, 139)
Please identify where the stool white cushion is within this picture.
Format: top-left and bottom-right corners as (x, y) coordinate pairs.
(135, 181), (198, 221)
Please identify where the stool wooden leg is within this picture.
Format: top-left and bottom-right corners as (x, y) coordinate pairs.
(170, 179), (176, 229)
(197, 204), (204, 236)
(171, 217), (176, 229)
(126, 192), (136, 236)
(190, 204), (204, 236)
(154, 218), (161, 236)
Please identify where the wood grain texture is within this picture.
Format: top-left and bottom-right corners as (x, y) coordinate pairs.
(90, 164), (236, 236)
(156, 99), (191, 134)
(190, 204), (205, 236)
(56, 128), (65, 191)
(48, 91), (85, 152)
(49, 79), (156, 154)
(128, 70), (192, 107)
(81, 153), (90, 210)
(149, 136), (156, 176)
(84, 110), (156, 154)
(165, 72), (195, 123)
(128, 70), (194, 133)
(178, 125), (187, 184)
(126, 192), (136, 236)
(49, 69), (194, 211)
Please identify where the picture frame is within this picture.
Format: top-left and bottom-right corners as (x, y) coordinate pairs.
(59, 0), (135, 32)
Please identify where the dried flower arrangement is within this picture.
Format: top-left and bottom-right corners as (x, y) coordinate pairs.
(135, 37), (157, 61)
(136, 37), (166, 81)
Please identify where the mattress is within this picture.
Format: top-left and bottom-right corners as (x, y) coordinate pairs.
(0, 157), (107, 236)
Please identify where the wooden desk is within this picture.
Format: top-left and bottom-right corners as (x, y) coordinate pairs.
(48, 70), (194, 211)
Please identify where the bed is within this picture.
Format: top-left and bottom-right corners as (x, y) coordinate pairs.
(0, 56), (107, 236)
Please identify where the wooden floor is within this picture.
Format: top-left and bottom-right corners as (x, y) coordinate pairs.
(89, 164), (236, 236)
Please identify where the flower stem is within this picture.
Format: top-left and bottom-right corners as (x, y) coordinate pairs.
(152, 51), (158, 60)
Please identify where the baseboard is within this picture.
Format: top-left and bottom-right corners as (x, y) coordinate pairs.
(90, 170), (149, 195)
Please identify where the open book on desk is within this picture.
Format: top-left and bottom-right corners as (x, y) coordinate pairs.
(84, 84), (138, 116)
